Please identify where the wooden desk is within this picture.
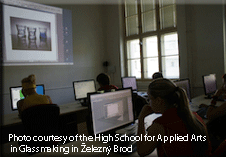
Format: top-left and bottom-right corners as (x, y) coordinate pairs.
(3, 102), (88, 127)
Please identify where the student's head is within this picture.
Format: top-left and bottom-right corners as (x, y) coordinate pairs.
(147, 78), (187, 113)
(222, 74), (226, 84)
(152, 72), (163, 79)
(96, 73), (110, 87)
(21, 74), (36, 97)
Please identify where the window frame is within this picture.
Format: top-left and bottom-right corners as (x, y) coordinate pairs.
(123, 0), (179, 81)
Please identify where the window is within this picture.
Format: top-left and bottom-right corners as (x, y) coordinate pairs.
(124, 0), (179, 79)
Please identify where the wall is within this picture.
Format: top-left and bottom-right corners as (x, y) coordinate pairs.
(182, 4), (225, 97)
(3, 5), (107, 115)
(102, 4), (123, 88)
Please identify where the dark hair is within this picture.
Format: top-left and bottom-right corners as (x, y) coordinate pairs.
(222, 74), (226, 79)
(152, 72), (163, 79)
(96, 73), (110, 86)
(148, 78), (209, 155)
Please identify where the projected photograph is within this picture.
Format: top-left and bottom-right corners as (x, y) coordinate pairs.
(10, 17), (52, 51)
(3, 5), (58, 62)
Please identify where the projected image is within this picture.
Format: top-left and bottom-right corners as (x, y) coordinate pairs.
(10, 17), (52, 51)
(3, 5), (58, 63)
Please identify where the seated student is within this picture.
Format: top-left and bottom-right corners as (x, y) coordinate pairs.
(137, 78), (211, 157)
(205, 80), (226, 152)
(17, 74), (52, 117)
(96, 73), (118, 91)
(198, 73), (226, 120)
(152, 72), (163, 79)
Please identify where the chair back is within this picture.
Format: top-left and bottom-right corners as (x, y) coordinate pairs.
(212, 139), (226, 156)
(21, 104), (60, 147)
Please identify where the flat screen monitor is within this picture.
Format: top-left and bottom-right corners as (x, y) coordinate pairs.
(88, 88), (135, 135)
(121, 76), (137, 91)
(10, 84), (45, 111)
(73, 79), (96, 100)
(174, 78), (191, 102)
(202, 74), (217, 98)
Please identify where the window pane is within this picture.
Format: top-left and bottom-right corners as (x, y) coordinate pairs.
(126, 16), (139, 36)
(128, 59), (141, 78)
(162, 33), (178, 56)
(162, 56), (179, 79)
(160, 5), (176, 29)
(159, 0), (175, 7)
(144, 57), (159, 79)
(142, 10), (156, 33)
(125, 0), (138, 17)
(141, 0), (155, 12)
(143, 36), (158, 57)
(127, 39), (140, 59)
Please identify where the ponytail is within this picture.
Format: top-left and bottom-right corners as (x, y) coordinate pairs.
(175, 87), (209, 156)
(148, 79), (209, 156)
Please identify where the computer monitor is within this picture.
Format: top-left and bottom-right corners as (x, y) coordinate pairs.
(73, 79), (96, 100)
(121, 76), (137, 91)
(174, 78), (191, 102)
(88, 88), (135, 135)
(202, 74), (217, 98)
(10, 84), (45, 111)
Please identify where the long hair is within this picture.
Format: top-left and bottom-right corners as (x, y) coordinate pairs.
(148, 78), (209, 156)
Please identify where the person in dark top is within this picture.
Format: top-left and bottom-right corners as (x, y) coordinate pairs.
(96, 73), (118, 91)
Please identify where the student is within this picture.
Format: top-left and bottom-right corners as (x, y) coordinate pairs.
(152, 72), (163, 79)
(205, 80), (226, 152)
(198, 73), (226, 120)
(96, 73), (118, 91)
(17, 74), (52, 117)
(137, 78), (211, 157)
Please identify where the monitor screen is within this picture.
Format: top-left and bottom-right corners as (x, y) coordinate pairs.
(73, 79), (96, 100)
(10, 84), (45, 110)
(174, 78), (191, 102)
(89, 88), (134, 135)
(121, 77), (137, 91)
(202, 74), (217, 96)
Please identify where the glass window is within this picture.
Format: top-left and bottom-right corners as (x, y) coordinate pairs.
(124, 0), (179, 80)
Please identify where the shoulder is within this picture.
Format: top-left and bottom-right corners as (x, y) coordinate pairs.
(147, 122), (165, 138)
(17, 99), (24, 107)
(110, 85), (118, 89)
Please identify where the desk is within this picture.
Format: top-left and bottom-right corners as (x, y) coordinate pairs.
(3, 102), (88, 127)
(191, 95), (225, 108)
(1, 102), (88, 144)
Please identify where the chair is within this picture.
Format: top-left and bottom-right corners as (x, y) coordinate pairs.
(212, 139), (226, 156)
(20, 104), (60, 149)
